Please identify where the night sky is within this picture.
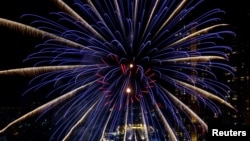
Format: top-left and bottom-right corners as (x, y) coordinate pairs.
(0, 0), (250, 140)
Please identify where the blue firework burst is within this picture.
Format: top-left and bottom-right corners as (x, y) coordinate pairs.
(0, 0), (236, 140)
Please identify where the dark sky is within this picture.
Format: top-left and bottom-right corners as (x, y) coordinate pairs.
(0, 0), (249, 105)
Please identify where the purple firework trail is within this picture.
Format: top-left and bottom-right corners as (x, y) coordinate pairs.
(0, 0), (236, 140)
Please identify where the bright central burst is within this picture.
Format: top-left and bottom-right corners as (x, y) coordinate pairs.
(0, 0), (236, 140)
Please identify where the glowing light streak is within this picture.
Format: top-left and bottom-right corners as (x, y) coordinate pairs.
(155, 0), (188, 37)
(164, 56), (226, 63)
(62, 99), (99, 141)
(100, 110), (113, 140)
(51, 0), (106, 41)
(123, 105), (129, 141)
(154, 103), (178, 141)
(0, 65), (83, 76)
(0, 18), (86, 49)
(176, 80), (236, 111)
(167, 24), (229, 48)
(161, 86), (208, 132)
(140, 102), (149, 141)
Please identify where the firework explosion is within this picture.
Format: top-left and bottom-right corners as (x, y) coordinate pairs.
(0, 0), (236, 140)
